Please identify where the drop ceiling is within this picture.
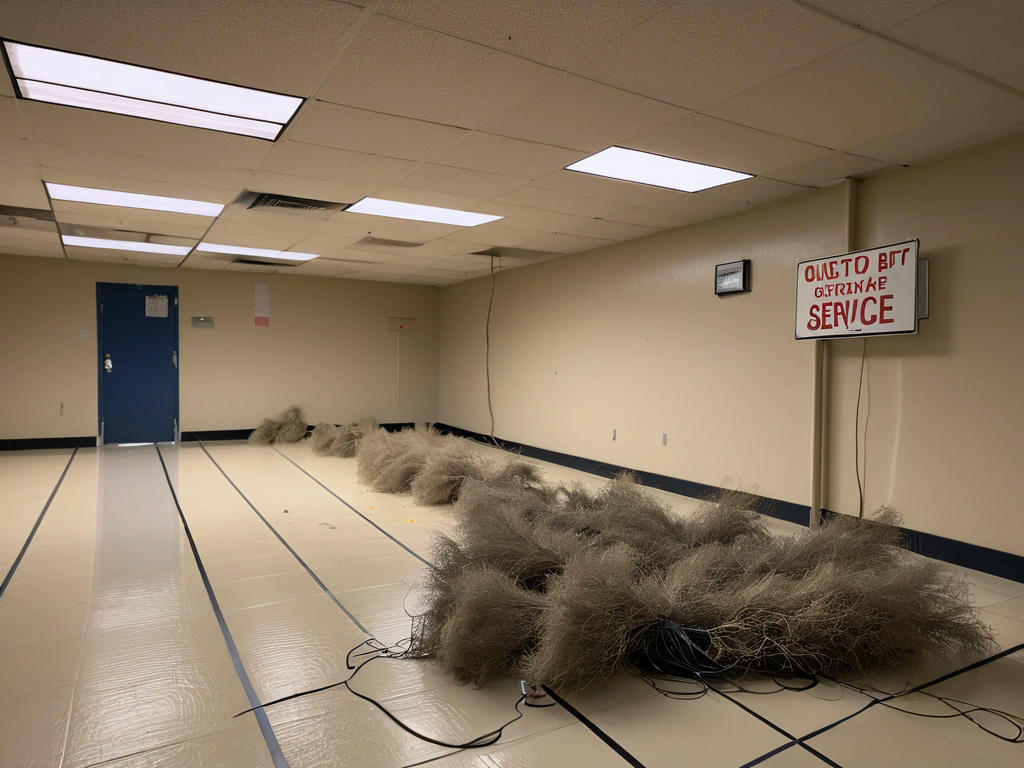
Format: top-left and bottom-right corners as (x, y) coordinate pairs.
(0, 0), (1021, 286)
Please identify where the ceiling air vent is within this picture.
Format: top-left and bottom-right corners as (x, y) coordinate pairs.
(235, 190), (348, 216)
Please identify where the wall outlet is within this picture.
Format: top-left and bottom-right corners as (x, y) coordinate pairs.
(662, 433), (668, 446)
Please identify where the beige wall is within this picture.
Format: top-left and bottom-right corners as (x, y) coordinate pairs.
(440, 135), (1024, 556)
(0, 256), (438, 438)
(440, 185), (850, 507)
(825, 136), (1024, 554)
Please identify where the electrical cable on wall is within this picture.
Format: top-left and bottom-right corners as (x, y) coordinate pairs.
(854, 338), (867, 518)
(485, 255), (499, 447)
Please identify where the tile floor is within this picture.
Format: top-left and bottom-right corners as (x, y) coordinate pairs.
(1, 440), (1022, 767)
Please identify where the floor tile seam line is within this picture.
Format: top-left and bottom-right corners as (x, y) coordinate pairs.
(706, 682), (844, 768)
(539, 686), (647, 768)
(271, 446), (433, 569)
(154, 445), (291, 768)
(738, 741), (798, 768)
(197, 440), (371, 635)
(0, 447), (77, 600)
(271, 447), (649, 768)
(788, 640), (1024, 748)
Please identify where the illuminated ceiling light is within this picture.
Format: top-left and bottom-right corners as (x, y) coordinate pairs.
(566, 146), (752, 192)
(46, 183), (224, 217)
(344, 197), (502, 227)
(62, 235), (192, 255)
(196, 242), (318, 261)
(3, 40), (302, 140)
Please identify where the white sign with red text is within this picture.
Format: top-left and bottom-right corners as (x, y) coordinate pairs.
(795, 240), (919, 339)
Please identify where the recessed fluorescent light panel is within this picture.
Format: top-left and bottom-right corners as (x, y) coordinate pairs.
(345, 198), (502, 227)
(566, 146), (752, 192)
(196, 242), (318, 261)
(3, 40), (302, 140)
(62, 235), (192, 255)
(46, 183), (224, 217)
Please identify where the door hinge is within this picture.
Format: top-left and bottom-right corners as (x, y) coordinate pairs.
(172, 350), (178, 368)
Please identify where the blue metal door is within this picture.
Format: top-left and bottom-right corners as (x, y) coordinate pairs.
(97, 283), (179, 444)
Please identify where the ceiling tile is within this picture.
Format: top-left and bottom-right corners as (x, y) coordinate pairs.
(705, 36), (1024, 163)
(799, 0), (949, 31)
(34, 143), (252, 193)
(203, 218), (325, 250)
(0, 228), (63, 259)
(365, 185), (492, 212)
(529, 169), (692, 209)
(51, 200), (212, 239)
(494, 185), (626, 218)
(571, 0), (864, 109)
(375, 0), (677, 68)
(430, 132), (584, 179)
(263, 141), (417, 184)
(395, 163), (530, 198)
(19, 101), (272, 169)
(0, 175), (49, 208)
(292, 259), (361, 277)
(479, 73), (687, 151)
(470, 200), (594, 233)
(768, 151), (890, 186)
(607, 196), (748, 229)
(561, 218), (663, 241)
(331, 211), (462, 243)
(284, 102), (468, 160)
(700, 177), (810, 205)
(885, 0), (1024, 91)
(65, 246), (180, 267)
(180, 254), (227, 270)
(518, 232), (617, 254)
(628, 113), (836, 180)
(1, 0), (362, 95)
(343, 271), (450, 286)
(444, 221), (542, 247)
(316, 15), (558, 128)
(0, 138), (37, 167)
(0, 98), (27, 139)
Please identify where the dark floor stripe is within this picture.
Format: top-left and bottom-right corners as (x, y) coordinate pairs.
(273, 446), (432, 569)
(0, 449), (77, 600)
(741, 640), (1024, 765)
(272, 446), (648, 768)
(154, 445), (290, 768)
(707, 682), (843, 768)
(541, 686), (646, 768)
(197, 441), (370, 634)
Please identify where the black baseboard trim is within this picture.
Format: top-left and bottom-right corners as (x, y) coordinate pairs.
(180, 422), (417, 443)
(434, 423), (1024, 585)
(181, 429), (253, 442)
(0, 436), (95, 451)
(821, 509), (1023, 583)
(381, 422), (416, 433)
(432, 423), (810, 526)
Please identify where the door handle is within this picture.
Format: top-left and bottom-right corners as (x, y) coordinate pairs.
(104, 353), (113, 372)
